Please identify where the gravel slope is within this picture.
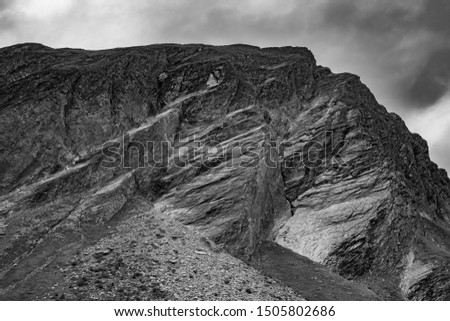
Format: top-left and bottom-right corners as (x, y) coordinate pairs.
(43, 196), (304, 301)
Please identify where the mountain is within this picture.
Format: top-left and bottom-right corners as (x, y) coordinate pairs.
(0, 43), (449, 300)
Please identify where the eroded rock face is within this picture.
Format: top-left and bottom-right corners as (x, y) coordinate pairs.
(1, 43), (450, 300)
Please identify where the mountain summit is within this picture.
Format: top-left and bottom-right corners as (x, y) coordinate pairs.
(1, 43), (449, 300)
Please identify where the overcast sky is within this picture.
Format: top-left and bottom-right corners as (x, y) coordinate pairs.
(1, 0), (450, 171)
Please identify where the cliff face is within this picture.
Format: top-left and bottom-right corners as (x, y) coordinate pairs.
(1, 43), (450, 300)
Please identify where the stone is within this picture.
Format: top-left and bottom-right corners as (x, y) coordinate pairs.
(0, 43), (449, 300)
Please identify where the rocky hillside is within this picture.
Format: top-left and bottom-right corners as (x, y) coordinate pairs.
(0, 43), (449, 300)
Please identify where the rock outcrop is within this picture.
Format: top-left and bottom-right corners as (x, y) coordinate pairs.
(1, 42), (450, 300)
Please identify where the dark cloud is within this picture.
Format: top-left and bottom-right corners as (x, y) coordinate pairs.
(321, 1), (415, 35)
(0, 0), (17, 30)
(0, 0), (11, 10)
(420, 0), (450, 34)
(320, 0), (450, 109)
(400, 0), (450, 108)
(151, 1), (309, 44)
(401, 48), (450, 107)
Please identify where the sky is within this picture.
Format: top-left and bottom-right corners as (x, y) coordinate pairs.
(1, 0), (450, 171)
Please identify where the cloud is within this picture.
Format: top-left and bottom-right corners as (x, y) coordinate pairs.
(17, 0), (74, 19)
(430, 132), (450, 175)
(408, 94), (450, 171)
(319, 0), (450, 109)
(400, 48), (450, 108)
(0, 0), (13, 10)
(0, 0), (17, 30)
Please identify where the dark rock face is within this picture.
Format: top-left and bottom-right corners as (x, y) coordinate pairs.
(1, 42), (450, 300)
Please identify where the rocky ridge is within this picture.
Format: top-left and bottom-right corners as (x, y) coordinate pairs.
(0, 43), (450, 300)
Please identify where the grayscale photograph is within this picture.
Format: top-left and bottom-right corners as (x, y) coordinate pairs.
(0, 0), (449, 317)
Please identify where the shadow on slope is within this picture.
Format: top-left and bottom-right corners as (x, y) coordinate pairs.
(252, 241), (381, 301)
